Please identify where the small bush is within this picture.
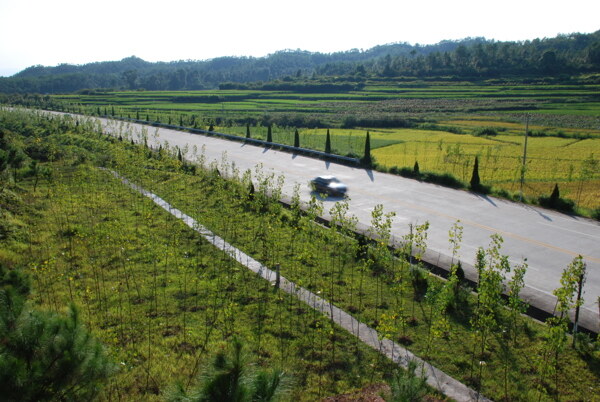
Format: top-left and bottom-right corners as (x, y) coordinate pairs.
(396, 167), (419, 179)
(538, 195), (575, 213)
(387, 360), (428, 402)
(474, 127), (500, 136)
(494, 188), (512, 199)
(420, 172), (465, 189)
(410, 266), (429, 301)
(470, 183), (492, 194)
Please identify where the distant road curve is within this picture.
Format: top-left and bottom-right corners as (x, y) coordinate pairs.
(53, 113), (600, 333)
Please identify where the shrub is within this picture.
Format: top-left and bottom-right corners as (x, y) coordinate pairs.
(470, 156), (480, 189)
(420, 172), (465, 189)
(538, 185), (575, 213)
(0, 264), (115, 401)
(387, 360), (428, 402)
(410, 266), (429, 301)
(166, 338), (289, 402)
(538, 195), (575, 213)
(474, 127), (499, 136)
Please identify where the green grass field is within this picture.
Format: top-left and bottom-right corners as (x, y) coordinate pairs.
(48, 80), (600, 212)
(2, 109), (599, 401)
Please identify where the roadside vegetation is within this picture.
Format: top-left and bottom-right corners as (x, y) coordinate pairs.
(5, 81), (599, 216)
(1, 31), (599, 216)
(1, 108), (599, 400)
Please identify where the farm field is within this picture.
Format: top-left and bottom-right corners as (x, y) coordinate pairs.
(51, 80), (600, 125)
(217, 125), (600, 210)
(44, 80), (600, 213)
(1, 109), (599, 401)
(219, 124), (600, 210)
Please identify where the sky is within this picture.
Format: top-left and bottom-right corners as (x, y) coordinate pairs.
(0, 0), (598, 77)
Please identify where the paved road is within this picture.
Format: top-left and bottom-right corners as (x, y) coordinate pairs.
(101, 118), (600, 332)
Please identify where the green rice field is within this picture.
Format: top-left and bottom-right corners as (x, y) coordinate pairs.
(49, 80), (600, 211)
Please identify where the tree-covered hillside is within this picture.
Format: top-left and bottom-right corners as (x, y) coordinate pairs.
(1, 31), (599, 93)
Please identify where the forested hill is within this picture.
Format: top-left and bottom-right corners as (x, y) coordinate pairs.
(1, 31), (600, 93)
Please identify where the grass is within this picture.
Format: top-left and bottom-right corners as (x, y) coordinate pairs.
(1, 108), (598, 400)
(7, 164), (396, 401)
(39, 79), (600, 211)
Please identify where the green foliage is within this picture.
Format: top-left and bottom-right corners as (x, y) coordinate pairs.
(536, 256), (587, 395)
(362, 131), (372, 166)
(325, 129), (331, 154)
(550, 183), (560, 201)
(0, 264), (114, 401)
(538, 184), (575, 212)
(474, 127), (501, 136)
(419, 171), (465, 189)
(388, 360), (428, 402)
(470, 156), (481, 190)
(409, 265), (428, 301)
(3, 31), (600, 94)
(412, 161), (419, 175)
(167, 338), (289, 402)
(1, 109), (599, 400)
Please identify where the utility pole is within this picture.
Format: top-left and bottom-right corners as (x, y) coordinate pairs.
(520, 114), (530, 202)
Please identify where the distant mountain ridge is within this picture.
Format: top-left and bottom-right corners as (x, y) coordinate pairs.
(12, 38), (488, 79)
(1, 32), (599, 93)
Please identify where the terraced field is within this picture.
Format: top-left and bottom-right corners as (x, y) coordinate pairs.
(50, 80), (600, 211)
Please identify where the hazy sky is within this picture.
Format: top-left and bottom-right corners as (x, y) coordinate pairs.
(0, 0), (598, 77)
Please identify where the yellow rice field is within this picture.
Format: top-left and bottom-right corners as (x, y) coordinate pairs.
(366, 128), (600, 209)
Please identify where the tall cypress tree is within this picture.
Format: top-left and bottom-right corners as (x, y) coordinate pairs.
(267, 125), (273, 143)
(550, 183), (560, 203)
(325, 129), (332, 153)
(470, 156), (481, 190)
(362, 131), (372, 166)
(294, 129), (300, 148)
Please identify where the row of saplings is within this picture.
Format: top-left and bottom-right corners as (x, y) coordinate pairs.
(0, 263), (432, 401)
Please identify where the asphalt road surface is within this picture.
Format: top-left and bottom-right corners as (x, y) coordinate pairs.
(98, 118), (600, 332)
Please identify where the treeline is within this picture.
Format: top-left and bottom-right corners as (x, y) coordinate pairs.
(1, 31), (599, 93)
(318, 31), (600, 78)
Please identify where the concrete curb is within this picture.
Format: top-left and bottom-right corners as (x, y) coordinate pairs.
(278, 195), (599, 335)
